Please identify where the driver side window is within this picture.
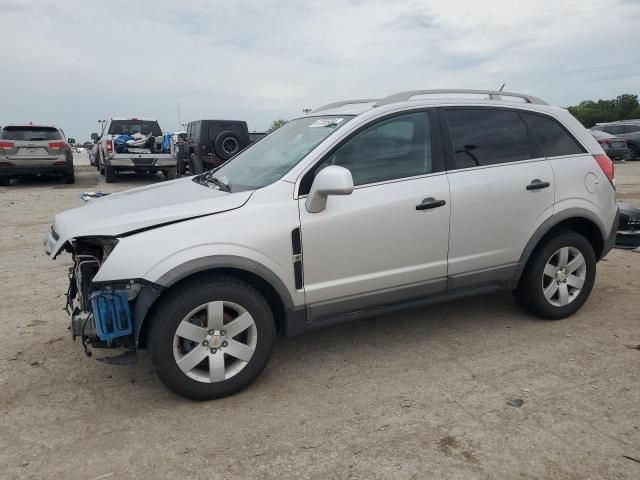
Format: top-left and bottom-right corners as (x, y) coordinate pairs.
(314, 112), (432, 187)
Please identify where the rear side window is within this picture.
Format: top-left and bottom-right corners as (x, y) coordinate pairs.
(625, 124), (640, 134)
(0, 126), (62, 141)
(445, 108), (532, 169)
(604, 125), (624, 135)
(524, 113), (585, 157)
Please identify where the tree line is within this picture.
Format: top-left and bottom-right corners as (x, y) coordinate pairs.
(567, 94), (640, 128)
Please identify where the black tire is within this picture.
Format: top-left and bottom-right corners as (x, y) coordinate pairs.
(628, 144), (639, 161)
(148, 275), (276, 400)
(189, 153), (203, 174)
(64, 171), (75, 184)
(214, 131), (240, 160)
(514, 231), (596, 320)
(163, 168), (177, 181)
(105, 163), (116, 183)
(99, 153), (105, 175)
(177, 159), (186, 176)
(0, 176), (9, 186)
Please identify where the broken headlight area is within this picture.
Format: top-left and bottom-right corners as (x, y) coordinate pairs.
(66, 237), (142, 355)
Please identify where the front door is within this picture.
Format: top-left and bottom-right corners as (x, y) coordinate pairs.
(298, 111), (451, 322)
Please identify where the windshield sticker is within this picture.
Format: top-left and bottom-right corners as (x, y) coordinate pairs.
(309, 118), (344, 128)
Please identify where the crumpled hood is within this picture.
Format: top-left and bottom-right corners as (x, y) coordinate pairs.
(49, 177), (253, 257)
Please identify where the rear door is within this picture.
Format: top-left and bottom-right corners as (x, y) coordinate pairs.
(0, 126), (67, 166)
(442, 107), (555, 287)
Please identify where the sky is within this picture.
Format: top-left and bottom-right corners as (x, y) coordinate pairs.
(1, 0), (639, 141)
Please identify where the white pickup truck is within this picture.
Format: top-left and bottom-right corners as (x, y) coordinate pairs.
(91, 118), (176, 183)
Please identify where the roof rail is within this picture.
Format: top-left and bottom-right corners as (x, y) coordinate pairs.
(312, 99), (379, 113)
(373, 89), (547, 107)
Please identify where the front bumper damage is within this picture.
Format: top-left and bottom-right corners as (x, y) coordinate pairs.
(55, 234), (161, 357)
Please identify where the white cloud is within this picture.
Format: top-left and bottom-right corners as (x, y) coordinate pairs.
(0, 0), (638, 140)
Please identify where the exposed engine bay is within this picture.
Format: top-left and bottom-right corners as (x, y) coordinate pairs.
(65, 237), (136, 355)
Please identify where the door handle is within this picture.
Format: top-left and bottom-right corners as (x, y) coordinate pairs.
(416, 198), (446, 210)
(526, 179), (550, 191)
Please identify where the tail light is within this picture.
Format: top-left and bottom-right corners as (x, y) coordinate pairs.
(106, 139), (113, 153)
(594, 154), (614, 188)
(48, 142), (68, 151)
(0, 141), (15, 150)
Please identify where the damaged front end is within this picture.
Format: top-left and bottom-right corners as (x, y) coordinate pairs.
(64, 237), (142, 356)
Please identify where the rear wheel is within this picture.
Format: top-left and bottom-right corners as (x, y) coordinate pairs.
(514, 231), (596, 320)
(628, 144), (639, 161)
(0, 176), (9, 186)
(149, 275), (276, 400)
(163, 168), (177, 181)
(105, 163), (116, 183)
(64, 171), (75, 184)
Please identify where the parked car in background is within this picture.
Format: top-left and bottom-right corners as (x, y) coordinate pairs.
(615, 202), (640, 250)
(590, 129), (628, 160)
(91, 117), (176, 183)
(592, 121), (640, 160)
(89, 142), (99, 167)
(45, 89), (618, 400)
(181, 120), (266, 174)
(0, 124), (74, 185)
(171, 131), (188, 175)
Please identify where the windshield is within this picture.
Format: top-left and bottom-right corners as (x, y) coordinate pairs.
(203, 116), (354, 191)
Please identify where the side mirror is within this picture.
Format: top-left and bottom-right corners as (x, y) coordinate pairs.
(90, 133), (99, 141)
(306, 165), (354, 213)
(67, 137), (76, 145)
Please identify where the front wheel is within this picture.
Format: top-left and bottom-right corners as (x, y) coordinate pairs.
(627, 144), (639, 161)
(148, 275), (276, 400)
(189, 154), (203, 175)
(514, 231), (596, 320)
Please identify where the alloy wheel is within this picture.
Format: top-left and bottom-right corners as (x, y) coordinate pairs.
(172, 300), (257, 383)
(541, 246), (587, 307)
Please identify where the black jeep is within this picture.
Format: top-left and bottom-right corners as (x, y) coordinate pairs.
(179, 120), (266, 174)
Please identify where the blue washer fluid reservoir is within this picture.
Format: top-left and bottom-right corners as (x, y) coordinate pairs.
(90, 290), (133, 342)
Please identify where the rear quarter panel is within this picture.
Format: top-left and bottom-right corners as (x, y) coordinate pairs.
(547, 109), (617, 237)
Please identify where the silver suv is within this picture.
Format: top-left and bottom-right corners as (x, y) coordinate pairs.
(0, 124), (74, 185)
(45, 89), (619, 400)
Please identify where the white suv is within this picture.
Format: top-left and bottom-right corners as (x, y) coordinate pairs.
(45, 89), (618, 400)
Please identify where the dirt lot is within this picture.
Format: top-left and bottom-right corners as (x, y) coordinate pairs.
(1, 157), (639, 480)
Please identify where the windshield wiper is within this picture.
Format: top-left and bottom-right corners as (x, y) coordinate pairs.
(205, 176), (231, 192)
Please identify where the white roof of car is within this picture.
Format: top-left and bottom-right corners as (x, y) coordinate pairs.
(312, 89), (553, 117)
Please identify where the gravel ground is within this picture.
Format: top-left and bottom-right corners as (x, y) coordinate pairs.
(1, 155), (639, 480)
